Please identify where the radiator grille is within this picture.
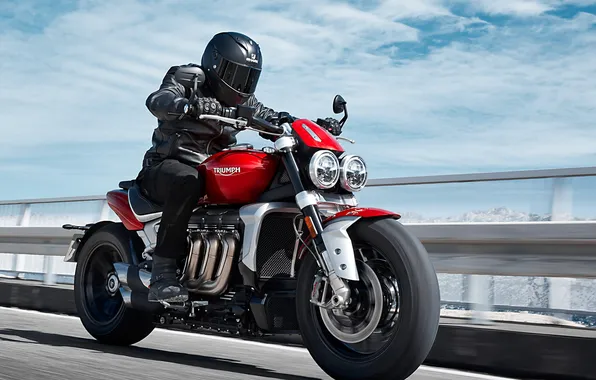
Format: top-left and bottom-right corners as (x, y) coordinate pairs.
(256, 213), (302, 278)
(279, 170), (290, 184)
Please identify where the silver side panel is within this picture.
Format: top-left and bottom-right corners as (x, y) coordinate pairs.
(320, 216), (361, 281)
(133, 211), (163, 223)
(239, 202), (300, 272)
(136, 219), (160, 259)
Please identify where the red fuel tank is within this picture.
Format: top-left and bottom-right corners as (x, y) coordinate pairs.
(198, 149), (280, 205)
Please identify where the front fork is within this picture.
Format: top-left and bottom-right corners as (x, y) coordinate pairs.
(276, 139), (354, 309)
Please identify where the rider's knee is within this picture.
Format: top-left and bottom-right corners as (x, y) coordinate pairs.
(174, 173), (202, 195)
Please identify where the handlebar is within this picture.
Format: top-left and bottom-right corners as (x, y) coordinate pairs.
(251, 116), (285, 135)
(198, 106), (286, 137)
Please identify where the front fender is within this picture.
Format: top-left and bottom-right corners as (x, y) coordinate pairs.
(318, 207), (401, 281)
(324, 207), (401, 223)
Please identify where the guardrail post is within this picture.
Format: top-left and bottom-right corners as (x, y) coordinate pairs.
(468, 275), (493, 325)
(547, 179), (573, 320)
(43, 256), (56, 285)
(462, 274), (470, 301)
(12, 204), (32, 277)
(549, 277), (572, 320)
(551, 177), (573, 221)
(99, 199), (110, 221)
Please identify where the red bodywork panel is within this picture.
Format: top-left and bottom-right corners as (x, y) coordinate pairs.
(198, 150), (280, 205)
(324, 207), (401, 223)
(106, 190), (144, 231)
(292, 119), (344, 152)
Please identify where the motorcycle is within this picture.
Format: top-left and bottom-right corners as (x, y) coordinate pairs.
(62, 65), (440, 380)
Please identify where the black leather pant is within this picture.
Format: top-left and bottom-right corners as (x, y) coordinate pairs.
(137, 159), (203, 259)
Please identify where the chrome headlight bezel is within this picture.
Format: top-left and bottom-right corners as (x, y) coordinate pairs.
(308, 150), (340, 189)
(339, 155), (368, 192)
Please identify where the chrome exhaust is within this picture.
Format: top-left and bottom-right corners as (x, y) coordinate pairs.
(190, 233), (238, 296)
(113, 262), (161, 313)
(186, 232), (220, 289)
(114, 262), (150, 293)
(180, 232), (203, 284)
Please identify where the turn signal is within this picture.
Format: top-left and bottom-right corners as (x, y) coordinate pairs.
(304, 216), (317, 238)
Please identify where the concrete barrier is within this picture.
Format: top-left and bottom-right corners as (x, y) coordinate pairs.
(1, 279), (595, 380)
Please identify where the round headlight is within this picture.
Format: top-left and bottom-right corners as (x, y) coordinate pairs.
(340, 155), (367, 191)
(309, 150), (340, 189)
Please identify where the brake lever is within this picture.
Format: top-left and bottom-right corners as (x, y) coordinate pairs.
(337, 136), (355, 144)
(199, 114), (248, 129)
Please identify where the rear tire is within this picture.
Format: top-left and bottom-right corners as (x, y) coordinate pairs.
(296, 218), (440, 380)
(74, 223), (155, 346)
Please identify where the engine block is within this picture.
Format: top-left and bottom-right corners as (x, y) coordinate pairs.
(178, 208), (242, 296)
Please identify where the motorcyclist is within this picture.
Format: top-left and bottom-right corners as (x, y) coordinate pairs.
(136, 31), (342, 304)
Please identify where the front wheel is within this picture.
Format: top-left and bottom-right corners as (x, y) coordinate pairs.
(296, 218), (440, 380)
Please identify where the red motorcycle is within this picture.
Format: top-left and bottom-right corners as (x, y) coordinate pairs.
(63, 66), (440, 380)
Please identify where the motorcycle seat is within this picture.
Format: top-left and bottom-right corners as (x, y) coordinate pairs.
(128, 184), (163, 218)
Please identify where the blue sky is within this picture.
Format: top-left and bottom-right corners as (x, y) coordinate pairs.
(1, 0), (596, 217)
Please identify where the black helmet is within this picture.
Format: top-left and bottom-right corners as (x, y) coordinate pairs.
(201, 32), (262, 107)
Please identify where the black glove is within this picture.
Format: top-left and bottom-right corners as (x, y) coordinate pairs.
(266, 111), (294, 125)
(316, 118), (342, 136)
(259, 111), (293, 142)
(193, 97), (223, 116)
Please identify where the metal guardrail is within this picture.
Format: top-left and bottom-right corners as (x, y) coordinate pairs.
(367, 166), (596, 186)
(3, 221), (596, 276)
(2, 221), (596, 325)
(2, 166), (596, 324)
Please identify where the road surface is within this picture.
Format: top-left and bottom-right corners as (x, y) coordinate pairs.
(0, 307), (515, 380)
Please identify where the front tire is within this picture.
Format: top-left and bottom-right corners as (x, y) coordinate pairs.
(296, 218), (440, 380)
(74, 223), (155, 346)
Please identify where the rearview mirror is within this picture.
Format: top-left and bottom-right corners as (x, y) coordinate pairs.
(332, 95), (347, 114)
(174, 66), (205, 88)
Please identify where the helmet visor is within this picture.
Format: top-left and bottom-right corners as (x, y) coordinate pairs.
(216, 58), (261, 95)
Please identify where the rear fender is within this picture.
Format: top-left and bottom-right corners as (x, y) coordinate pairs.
(63, 221), (144, 264)
(64, 221), (112, 262)
(300, 208), (400, 281)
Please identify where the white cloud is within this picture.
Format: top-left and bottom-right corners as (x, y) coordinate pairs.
(1, 0), (596, 198)
(463, 0), (555, 16)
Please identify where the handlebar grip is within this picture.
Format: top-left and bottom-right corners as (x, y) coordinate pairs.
(221, 107), (237, 118)
(252, 117), (284, 135)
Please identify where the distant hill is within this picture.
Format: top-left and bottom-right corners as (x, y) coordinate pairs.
(399, 206), (588, 223)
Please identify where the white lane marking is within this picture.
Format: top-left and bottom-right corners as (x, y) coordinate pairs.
(156, 328), (308, 353)
(0, 307), (518, 379)
(0, 307), (79, 320)
(418, 366), (517, 380)
(0, 306), (308, 353)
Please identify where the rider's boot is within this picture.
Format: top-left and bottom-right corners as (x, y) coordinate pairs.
(148, 255), (189, 303)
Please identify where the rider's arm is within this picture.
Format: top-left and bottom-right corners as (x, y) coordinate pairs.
(145, 65), (190, 121)
(246, 95), (278, 121)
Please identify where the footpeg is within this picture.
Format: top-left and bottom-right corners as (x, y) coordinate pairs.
(189, 301), (208, 318)
(158, 300), (188, 311)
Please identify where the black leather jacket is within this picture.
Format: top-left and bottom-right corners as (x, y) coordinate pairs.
(141, 64), (277, 169)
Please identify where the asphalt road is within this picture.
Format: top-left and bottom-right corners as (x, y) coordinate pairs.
(0, 307), (515, 380)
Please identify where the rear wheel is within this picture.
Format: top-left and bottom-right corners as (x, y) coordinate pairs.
(74, 223), (155, 345)
(296, 218), (440, 380)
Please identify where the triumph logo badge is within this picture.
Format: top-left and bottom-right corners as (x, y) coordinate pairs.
(213, 167), (241, 176)
(246, 53), (259, 64)
(346, 208), (365, 216)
